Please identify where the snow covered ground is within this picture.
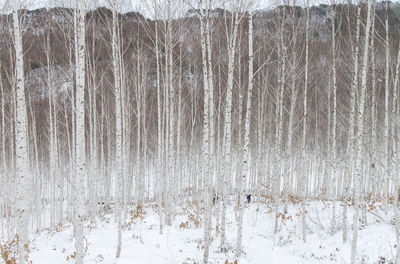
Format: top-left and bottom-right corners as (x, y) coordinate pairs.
(27, 201), (395, 264)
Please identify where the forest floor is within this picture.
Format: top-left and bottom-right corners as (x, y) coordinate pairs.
(27, 201), (395, 264)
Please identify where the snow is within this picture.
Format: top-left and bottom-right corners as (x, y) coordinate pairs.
(26, 201), (395, 264)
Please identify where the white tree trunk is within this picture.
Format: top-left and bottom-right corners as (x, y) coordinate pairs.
(351, 1), (372, 262)
(154, 9), (164, 235)
(199, 3), (212, 263)
(112, 0), (124, 258)
(391, 25), (400, 264)
(384, 0), (391, 214)
(285, 1), (298, 214)
(166, 2), (175, 225)
(370, 7), (377, 201)
(75, 0), (87, 263)
(13, 2), (30, 262)
(274, 8), (287, 233)
(236, 7), (254, 257)
(343, 2), (361, 244)
(301, 0), (310, 243)
(220, 5), (240, 247)
(330, 2), (338, 234)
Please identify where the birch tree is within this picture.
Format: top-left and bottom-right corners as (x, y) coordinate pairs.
(390, 15), (400, 263)
(236, 5), (254, 257)
(112, 0), (124, 258)
(12, 1), (30, 262)
(284, 0), (300, 214)
(301, 0), (310, 243)
(74, 0), (87, 262)
(351, 0), (372, 262)
(274, 3), (287, 234)
(343, 1), (361, 244)
(330, 0), (338, 234)
(220, 0), (242, 247)
(384, 0), (390, 214)
(199, 1), (213, 262)
(153, 0), (164, 235)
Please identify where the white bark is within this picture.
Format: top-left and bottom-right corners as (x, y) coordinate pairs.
(301, 0), (310, 243)
(166, 0), (175, 225)
(75, 0), (87, 262)
(351, 1), (372, 262)
(112, 0), (123, 258)
(236, 7), (254, 257)
(274, 6), (287, 233)
(154, 6), (164, 235)
(220, 2), (240, 247)
(285, 1), (299, 213)
(343, 2), (361, 244)
(391, 22), (400, 264)
(384, 0), (390, 214)
(370, 6), (377, 200)
(199, 2), (212, 263)
(13, 2), (30, 262)
(330, 2), (338, 234)
(0, 58), (6, 238)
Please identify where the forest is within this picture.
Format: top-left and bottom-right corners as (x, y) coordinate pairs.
(0, 0), (400, 263)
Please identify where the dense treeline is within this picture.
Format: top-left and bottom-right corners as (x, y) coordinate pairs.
(1, 0), (400, 263)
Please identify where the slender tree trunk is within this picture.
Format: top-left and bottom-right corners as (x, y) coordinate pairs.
(391, 23), (400, 264)
(75, 0), (87, 262)
(199, 3), (212, 263)
(384, 0), (391, 214)
(154, 9), (164, 235)
(330, 2), (338, 234)
(301, 0), (310, 243)
(351, 1), (372, 262)
(112, 0), (124, 258)
(285, 0), (298, 214)
(343, 2), (361, 244)
(274, 7), (287, 233)
(370, 7), (377, 201)
(220, 4), (240, 247)
(236, 8), (254, 257)
(12, 2), (30, 263)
